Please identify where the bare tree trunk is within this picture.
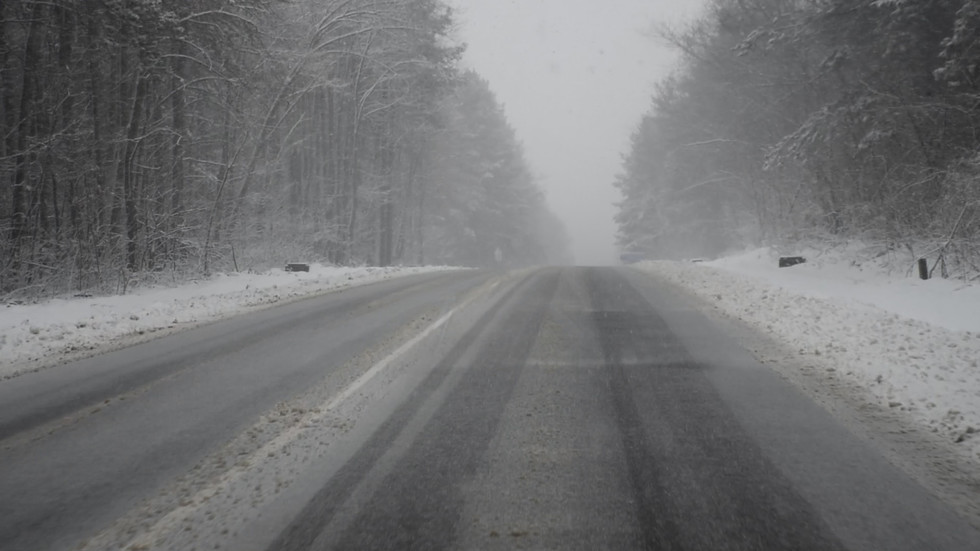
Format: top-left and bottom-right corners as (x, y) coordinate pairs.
(343, 38), (375, 264)
(325, 84), (343, 263)
(377, 108), (395, 267)
(0, 2), (11, 165)
(9, 3), (43, 252)
(123, 54), (148, 272)
(170, 38), (187, 258)
(86, 9), (107, 232)
(55, 4), (74, 243)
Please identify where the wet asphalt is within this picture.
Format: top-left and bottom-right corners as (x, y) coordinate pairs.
(1, 267), (978, 550)
(270, 267), (980, 551)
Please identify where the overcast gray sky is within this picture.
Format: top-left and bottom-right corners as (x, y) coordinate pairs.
(447, 0), (706, 265)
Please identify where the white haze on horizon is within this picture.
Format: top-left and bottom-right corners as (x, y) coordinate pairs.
(448, 0), (706, 265)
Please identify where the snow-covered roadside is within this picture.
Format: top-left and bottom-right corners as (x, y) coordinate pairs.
(636, 246), (980, 464)
(0, 264), (461, 380)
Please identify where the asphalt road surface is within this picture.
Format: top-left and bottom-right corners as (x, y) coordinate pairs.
(0, 267), (978, 551)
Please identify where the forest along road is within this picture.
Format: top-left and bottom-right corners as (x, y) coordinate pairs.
(1, 268), (979, 551)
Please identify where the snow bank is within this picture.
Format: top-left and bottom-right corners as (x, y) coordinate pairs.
(637, 246), (980, 462)
(0, 264), (459, 380)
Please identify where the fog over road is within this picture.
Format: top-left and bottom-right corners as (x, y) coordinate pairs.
(0, 268), (977, 550)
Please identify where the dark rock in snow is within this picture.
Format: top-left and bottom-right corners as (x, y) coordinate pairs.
(779, 256), (806, 268)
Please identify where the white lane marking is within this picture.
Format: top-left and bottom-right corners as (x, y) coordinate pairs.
(524, 358), (664, 368)
(323, 307), (456, 410)
(117, 307), (459, 550)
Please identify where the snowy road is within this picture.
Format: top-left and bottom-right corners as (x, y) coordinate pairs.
(0, 269), (491, 551)
(0, 267), (978, 550)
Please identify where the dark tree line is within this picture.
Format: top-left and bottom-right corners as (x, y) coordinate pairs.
(420, 71), (572, 267)
(615, 0), (980, 276)
(0, 0), (568, 297)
